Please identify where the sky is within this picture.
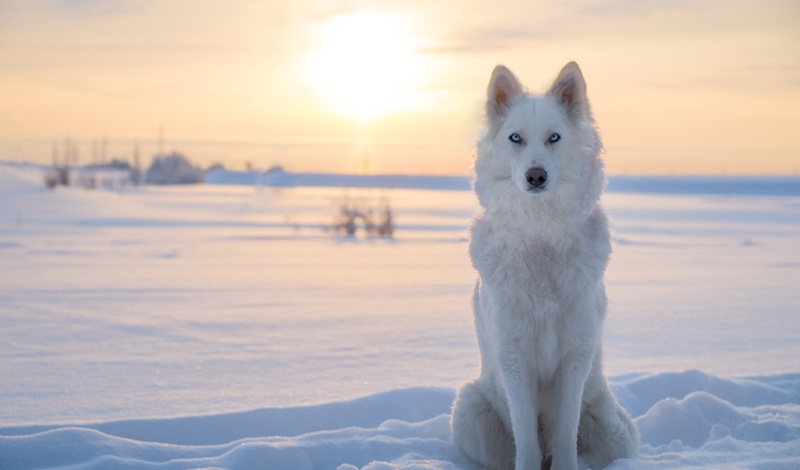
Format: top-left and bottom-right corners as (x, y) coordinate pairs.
(1, 0), (798, 175)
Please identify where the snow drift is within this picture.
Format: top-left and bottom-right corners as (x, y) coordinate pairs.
(1, 372), (798, 469)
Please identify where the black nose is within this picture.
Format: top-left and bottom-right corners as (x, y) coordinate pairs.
(525, 167), (548, 189)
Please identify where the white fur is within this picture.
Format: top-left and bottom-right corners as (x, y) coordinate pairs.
(451, 63), (639, 470)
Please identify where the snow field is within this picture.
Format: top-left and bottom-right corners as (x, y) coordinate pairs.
(1, 163), (799, 468)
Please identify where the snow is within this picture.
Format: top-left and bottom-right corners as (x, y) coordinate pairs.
(1, 162), (799, 469)
(206, 167), (800, 196)
(206, 167), (472, 191)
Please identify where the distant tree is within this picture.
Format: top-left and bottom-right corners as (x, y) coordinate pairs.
(144, 152), (203, 185)
(132, 143), (142, 186)
(48, 139), (71, 187)
(44, 171), (59, 189)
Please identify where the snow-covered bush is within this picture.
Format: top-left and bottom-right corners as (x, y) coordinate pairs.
(145, 152), (203, 185)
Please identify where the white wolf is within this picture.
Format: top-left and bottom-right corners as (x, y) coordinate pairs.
(450, 63), (639, 470)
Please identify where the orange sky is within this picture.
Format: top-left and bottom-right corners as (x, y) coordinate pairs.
(1, 0), (798, 175)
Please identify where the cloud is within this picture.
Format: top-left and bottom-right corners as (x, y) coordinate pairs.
(648, 60), (800, 92)
(419, 28), (551, 55)
(52, 0), (141, 17)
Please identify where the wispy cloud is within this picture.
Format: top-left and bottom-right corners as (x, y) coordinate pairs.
(52, 0), (141, 17)
(420, 28), (551, 55)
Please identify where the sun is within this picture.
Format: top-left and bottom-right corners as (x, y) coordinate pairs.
(303, 12), (423, 123)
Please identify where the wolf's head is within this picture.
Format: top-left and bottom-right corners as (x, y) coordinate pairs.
(474, 62), (604, 219)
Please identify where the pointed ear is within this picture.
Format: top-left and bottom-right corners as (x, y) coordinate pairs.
(486, 65), (523, 121)
(548, 61), (589, 120)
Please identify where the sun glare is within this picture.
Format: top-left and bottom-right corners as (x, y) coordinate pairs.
(304, 12), (424, 123)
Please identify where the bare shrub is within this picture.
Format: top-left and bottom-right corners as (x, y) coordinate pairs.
(375, 201), (395, 238)
(330, 193), (395, 239)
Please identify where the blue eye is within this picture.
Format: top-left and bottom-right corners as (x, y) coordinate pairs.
(548, 133), (561, 143)
(509, 133), (522, 143)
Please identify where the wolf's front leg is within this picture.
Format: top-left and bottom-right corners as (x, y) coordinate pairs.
(549, 351), (594, 470)
(497, 349), (542, 470)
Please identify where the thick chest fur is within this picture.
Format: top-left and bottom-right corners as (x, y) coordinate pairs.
(469, 209), (611, 383)
(469, 208), (611, 334)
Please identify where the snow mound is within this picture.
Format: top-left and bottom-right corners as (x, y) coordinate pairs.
(0, 388), (465, 470)
(0, 162), (50, 194)
(2, 373), (798, 469)
(1, 387), (455, 446)
(614, 369), (800, 417)
(636, 391), (800, 447)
